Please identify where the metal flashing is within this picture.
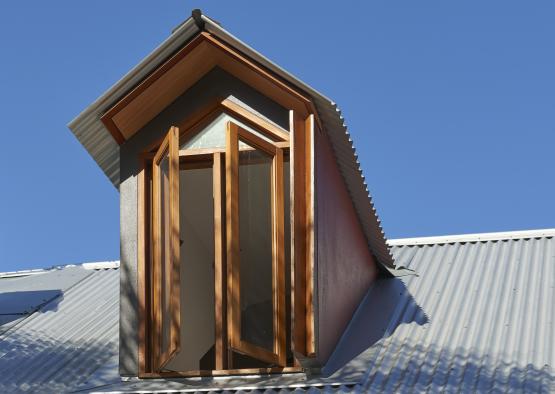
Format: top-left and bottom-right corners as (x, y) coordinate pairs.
(388, 228), (555, 246)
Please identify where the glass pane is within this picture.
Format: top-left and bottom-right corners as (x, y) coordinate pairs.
(160, 155), (171, 354)
(181, 113), (275, 150)
(166, 165), (216, 372)
(238, 144), (274, 352)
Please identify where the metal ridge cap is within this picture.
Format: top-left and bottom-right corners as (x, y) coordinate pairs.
(387, 228), (555, 246)
(67, 17), (200, 130)
(0, 260), (121, 278)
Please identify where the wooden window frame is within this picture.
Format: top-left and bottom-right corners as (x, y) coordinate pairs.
(151, 126), (181, 371)
(225, 121), (286, 367)
(137, 106), (314, 378)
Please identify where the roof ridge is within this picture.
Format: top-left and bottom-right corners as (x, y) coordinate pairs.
(0, 260), (120, 279)
(387, 228), (555, 246)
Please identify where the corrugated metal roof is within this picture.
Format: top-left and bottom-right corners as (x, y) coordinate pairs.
(1, 230), (554, 392)
(326, 231), (555, 393)
(0, 264), (120, 393)
(67, 11), (394, 268)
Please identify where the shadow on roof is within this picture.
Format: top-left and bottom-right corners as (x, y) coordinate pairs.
(0, 290), (63, 329)
(323, 277), (428, 379)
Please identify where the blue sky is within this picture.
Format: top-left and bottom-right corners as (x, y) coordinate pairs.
(0, 1), (553, 271)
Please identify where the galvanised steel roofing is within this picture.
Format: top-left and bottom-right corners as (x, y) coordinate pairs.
(2, 229), (553, 392)
(0, 263), (120, 393)
(67, 11), (394, 268)
(327, 229), (555, 393)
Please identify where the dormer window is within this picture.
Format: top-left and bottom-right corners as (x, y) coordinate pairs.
(138, 100), (304, 376)
(71, 21), (393, 380)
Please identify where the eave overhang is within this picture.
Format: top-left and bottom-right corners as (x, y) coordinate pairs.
(67, 11), (395, 268)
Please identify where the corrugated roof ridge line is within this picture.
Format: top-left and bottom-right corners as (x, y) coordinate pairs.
(388, 228), (555, 246)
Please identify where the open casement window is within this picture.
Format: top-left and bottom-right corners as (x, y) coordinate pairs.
(138, 101), (315, 377)
(151, 126), (181, 371)
(226, 121), (286, 367)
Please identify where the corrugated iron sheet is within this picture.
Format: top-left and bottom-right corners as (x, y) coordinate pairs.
(333, 234), (555, 393)
(1, 232), (554, 392)
(67, 12), (394, 267)
(0, 267), (119, 393)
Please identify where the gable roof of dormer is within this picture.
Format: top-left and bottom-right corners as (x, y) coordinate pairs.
(68, 10), (395, 268)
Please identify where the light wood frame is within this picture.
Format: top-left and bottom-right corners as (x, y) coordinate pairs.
(137, 106), (315, 378)
(151, 126), (181, 370)
(226, 121), (286, 367)
(101, 31), (319, 143)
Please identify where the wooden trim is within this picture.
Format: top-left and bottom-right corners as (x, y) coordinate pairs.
(137, 155), (149, 374)
(178, 143), (289, 159)
(237, 126), (277, 156)
(234, 339), (280, 365)
(142, 96), (291, 156)
(225, 121), (239, 369)
(213, 152), (226, 370)
(139, 366), (303, 379)
(226, 120), (287, 367)
(180, 147), (225, 157)
(203, 32), (312, 107)
(168, 126), (181, 361)
(152, 126), (182, 371)
(101, 34), (207, 133)
(290, 112), (306, 357)
(103, 117), (126, 145)
(221, 98), (289, 141)
(101, 31), (312, 143)
(273, 148), (286, 366)
(151, 135), (165, 369)
(304, 115), (316, 356)
(176, 99), (290, 146)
